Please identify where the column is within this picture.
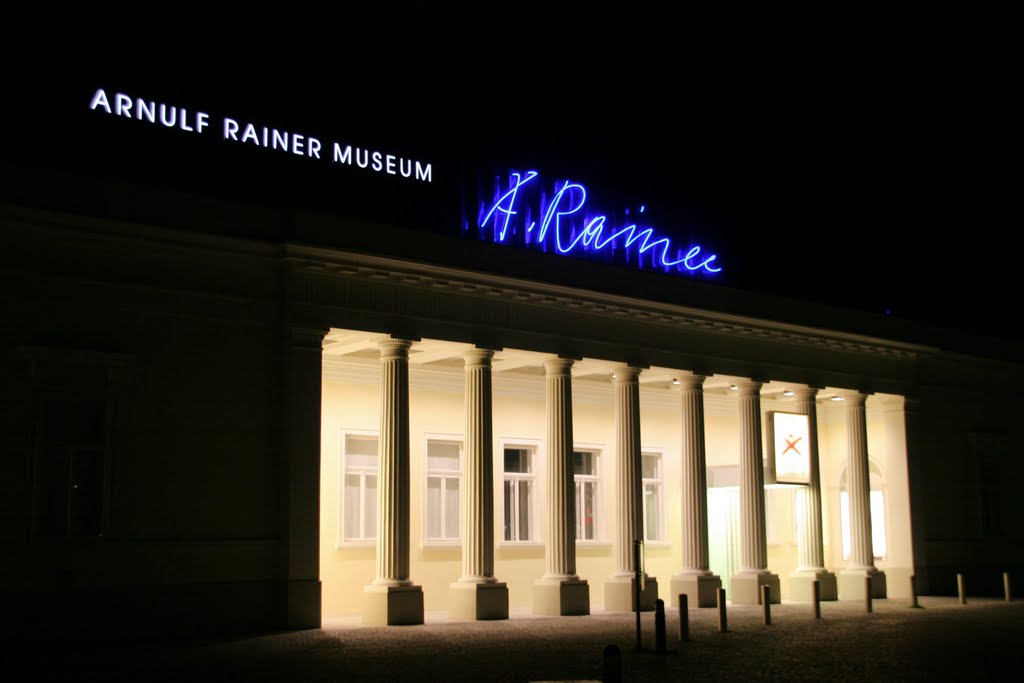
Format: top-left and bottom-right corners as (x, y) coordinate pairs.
(670, 373), (722, 607)
(450, 348), (508, 620)
(604, 365), (658, 612)
(729, 380), (780, 604)
(788, 386), (838, 601)
(838, 391), (887, 599)
(281, 325), (328, 629)
(533, 357), (590, 616)
(363, 338), (424, 625)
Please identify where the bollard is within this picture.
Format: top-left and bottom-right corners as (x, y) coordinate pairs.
(957, 573), (966, 604)
(812, 579), (821, 619)
(1005, 572), (1013, 602)
(602, 644), (622, 683)
(910, 574), (921, 608)
(655, 599), (666, 654)
(761, 584), (771, 625)
(865, 575), (873, 613)
(717, 587), (728, 633)
(678, 593), (690, 642)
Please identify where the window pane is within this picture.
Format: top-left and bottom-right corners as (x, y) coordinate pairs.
(644, 483), (659, 541)
(583, 481), (595, 540)
(518, 480), (531, 540)
(37, 445), (69, 536)
(642, 454), (659, 479)
(70, 448), (103, 536)
(346, 436), (378, 469)
(504, 480), (513, 541)
(365, 474), (377, 538)
(428, 442), (461, 472)
(427, 477), (442, 539)
(344, 474), (361, 539)
(505, 448), (529, 473)
(445, 478), (460, 539)
(573, 451), (594, 475)
(871, 490), (887, 558)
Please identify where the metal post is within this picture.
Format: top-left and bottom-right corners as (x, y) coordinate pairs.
(655, 599), (666, 654)
(812, 579), (821, 619)
(865, 575), (873, 613)
(602, 644), (622, 683)
(717, 587), (728, 633)
(910, 574), (921, 608)
(761, 585), (771, 625)
(1005, 572), (1013, 602)
(957, 573), (967, 604)
(678, 593), (689, 642)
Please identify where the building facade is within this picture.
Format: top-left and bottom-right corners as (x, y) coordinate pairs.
(2, 82), (1022, 633)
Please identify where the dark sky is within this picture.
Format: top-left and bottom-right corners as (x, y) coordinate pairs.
(7, 8), (1022, 341)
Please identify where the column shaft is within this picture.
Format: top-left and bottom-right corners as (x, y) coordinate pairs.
(545, 358), (577, 580)
(679, 374), (711, 572)
(738, 381), (768, 572)
(793, 387), (826, 570)
(614, 366), (643, 575)
(461, 349), (496, 582)
(374, 339), (412, 586)
(846, 393), (876, 569)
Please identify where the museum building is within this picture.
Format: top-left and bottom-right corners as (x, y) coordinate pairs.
(2, 82), (1021, 633)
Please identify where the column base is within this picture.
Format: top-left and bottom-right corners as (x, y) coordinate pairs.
(789, 569), (838, 602)
(448, 581), (509, 621)
(670, 571), (722, 608)
(533, 577), (590, 616)
(362, 584), (424, 626)
(603, 575), (658, 612)
(730, 571), (781, 605)
(839, 568), (887, 600)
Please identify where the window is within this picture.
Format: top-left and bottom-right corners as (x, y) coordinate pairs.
(573, 448), (600, 541)
(425, 439), (461, 543)
(641, 451), (663, 542)
(36, 396), (109, 537)
(342, 433), (378, 542)
(839, 461), (887, 560)
(503, 446), (534, 541)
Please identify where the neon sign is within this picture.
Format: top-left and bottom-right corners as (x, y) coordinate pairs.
(477, 170), (721, 276)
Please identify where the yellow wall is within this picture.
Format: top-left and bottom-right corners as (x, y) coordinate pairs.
(321, 372), (912, 616)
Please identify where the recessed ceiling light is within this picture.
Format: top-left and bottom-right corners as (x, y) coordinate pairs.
(830, 395), (844, 401)
(672, 378), (680, 385)
(783, 390), (795, 397)
(729, 384), (738, 391)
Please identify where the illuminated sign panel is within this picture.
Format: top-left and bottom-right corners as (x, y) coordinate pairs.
(475, 170), (721, 277)
(767, 411), (811, 484)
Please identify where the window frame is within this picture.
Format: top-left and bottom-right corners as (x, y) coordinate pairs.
(641, 448), (667, 545)
(572, 443), (605, 545)
(422, 434), (463, 548)
(338, 429), (379, 548)
(498, 438), (542, 547)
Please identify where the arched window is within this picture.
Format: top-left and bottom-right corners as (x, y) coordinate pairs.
(839, 459), (887, 560)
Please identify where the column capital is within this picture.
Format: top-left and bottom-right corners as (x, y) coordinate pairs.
(834, 389), (868, 407)
(464, 347), (496, 367)
(612, 365), (642, 384)
(734, 379), (763, 397)
(788, 385), (822, 403)
(675, 373), (706, 391)
(544, 357), (575, 376)
(378, 338), (414, 359)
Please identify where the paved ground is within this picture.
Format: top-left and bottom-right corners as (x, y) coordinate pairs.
(19, 596), (1024, 682)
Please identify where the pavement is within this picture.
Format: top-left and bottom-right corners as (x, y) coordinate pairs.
(16, 596), (1024, 682)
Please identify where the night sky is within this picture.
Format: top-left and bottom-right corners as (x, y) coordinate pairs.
(6, 8), (1021, 341)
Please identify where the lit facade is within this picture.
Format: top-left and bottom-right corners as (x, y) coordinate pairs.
(2, 83), (1022, 633)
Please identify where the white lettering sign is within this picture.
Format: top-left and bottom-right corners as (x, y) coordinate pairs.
(88, 88), (433, 183)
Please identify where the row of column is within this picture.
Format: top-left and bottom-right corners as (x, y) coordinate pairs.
(362, 339), (884, 625)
